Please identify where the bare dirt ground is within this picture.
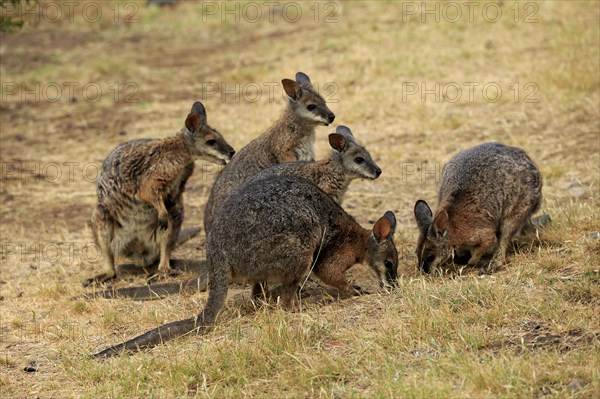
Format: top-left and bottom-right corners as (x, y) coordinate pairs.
(0, 1), (599, 397)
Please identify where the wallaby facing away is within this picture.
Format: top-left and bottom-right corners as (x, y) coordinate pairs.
(413, 142), (542, 275)
(255, 125), (381, 204)
(203, 72), (335, 233)
(83, 102), (235, 287)
(94, 174), (397, 357)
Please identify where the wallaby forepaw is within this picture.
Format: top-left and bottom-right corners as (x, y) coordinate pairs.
(352, 285), (370, 296)
(82, 273), (117, 288)
(157, 217), (169, 231)
(478, 260), (500, 276)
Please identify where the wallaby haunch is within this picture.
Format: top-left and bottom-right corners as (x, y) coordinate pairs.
(414, 142), (542, 275)
(83, 102), (235, 287)
(255, 125), (381, 204)
(203, 72), (335, 233)
(94, 175), (397, 357)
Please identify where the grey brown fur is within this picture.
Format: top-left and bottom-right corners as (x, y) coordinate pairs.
(414, 142), (542, 275)
(94, 174), (397, 357)
(254, 125), (381, 204)
(83, 102), (235, 287)
(203, 72), (335, 233)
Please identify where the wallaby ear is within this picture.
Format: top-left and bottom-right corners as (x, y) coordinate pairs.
(433, 210), (449, 235)
(295, 72), (312, 87)
(328, 133), (347, 152)
(414, 200), (433, 232)
(282, 79), (300, 100)
(384, 211), (397, 235)
(185, 101), (207, 134)
(373, 212), (394, 242)
(336, 125), (354, 138)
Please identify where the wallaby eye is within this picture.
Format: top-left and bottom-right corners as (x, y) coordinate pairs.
(307, 104), (317, 111)
(206, 139), (217, 146)
(384, 260), (394, 269)
(424, 255), (435, 264)
(354, 157), (365, 165)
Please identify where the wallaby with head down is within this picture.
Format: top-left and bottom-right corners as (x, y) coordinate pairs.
(83, 102), (235, 287)
(203, 72), (335, 233)
(413, 142), (542, 275)
(255, 125), (381, 204)
(94, 174), (397, 357)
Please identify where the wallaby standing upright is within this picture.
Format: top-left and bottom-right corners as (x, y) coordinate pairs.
(83, 102), (235, 287)
(413, 142), (542, 275)
(255, 125), (381, 204)
(94, 174), (398, 357)
(203, 72), (335, 233)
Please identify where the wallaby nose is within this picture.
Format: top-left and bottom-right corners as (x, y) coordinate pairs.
(327, 113), (335, 123)
(375, 168), (382, 178)
(229, 148), (236, 157)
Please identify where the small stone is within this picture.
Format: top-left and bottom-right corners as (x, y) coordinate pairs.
(588, 232), (600, 240)
(24, 361), (38, 373)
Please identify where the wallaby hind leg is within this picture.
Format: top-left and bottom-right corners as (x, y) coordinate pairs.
(279, 281), (301, 309)
(485, 218), (529, 275)
(83, 211), (117, 287)
(251, 282), (269, 302)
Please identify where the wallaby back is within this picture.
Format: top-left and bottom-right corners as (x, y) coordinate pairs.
(203, 72), (335, 233)
(84, 102), (235, 287)
(254, 125), (381, 204)
(414, 142), (542, 274)
(93, 175), (397, 357)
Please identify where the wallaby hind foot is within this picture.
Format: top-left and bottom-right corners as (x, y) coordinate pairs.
(146, 268), (182, 285)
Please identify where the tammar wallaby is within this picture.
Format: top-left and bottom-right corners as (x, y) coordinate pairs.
(413, 142), (542, 275)
(94, 174), (397, 357)
(203, 72), (335, 234)
(83, 102), (235, 287)
(255, 125), (381, 204)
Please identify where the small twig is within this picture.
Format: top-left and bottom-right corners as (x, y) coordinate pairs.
(299, 227), (327, 293)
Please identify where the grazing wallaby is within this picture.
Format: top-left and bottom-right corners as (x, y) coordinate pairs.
(255, 125), (381, 204)
(94, 174), (398, 357)
(203, 71), (335, 233)
(413, 142), (542, 275)
(83, 102), (235, 287)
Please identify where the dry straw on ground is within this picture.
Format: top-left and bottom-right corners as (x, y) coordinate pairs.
(0, 1), (598, 397)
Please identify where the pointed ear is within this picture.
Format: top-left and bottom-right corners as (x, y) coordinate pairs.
(185, 101), (207, 134)
(414, 200), (433, 232)
(295, 72), (312, 87)
(433, 210), (449, 234)
(335, 125), (354, 138)
(282, 79), (300, 100)
(328, 133), (347, 152)
(384, 211), (397, 235)
(373, 212), (394, 242)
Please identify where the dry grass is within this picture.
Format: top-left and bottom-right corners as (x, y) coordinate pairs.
(1, 0), (599, 397)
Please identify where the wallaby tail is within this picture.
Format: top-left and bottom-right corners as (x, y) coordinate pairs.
(176, 227), (201, 246)
(92, 271), (228, 358)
